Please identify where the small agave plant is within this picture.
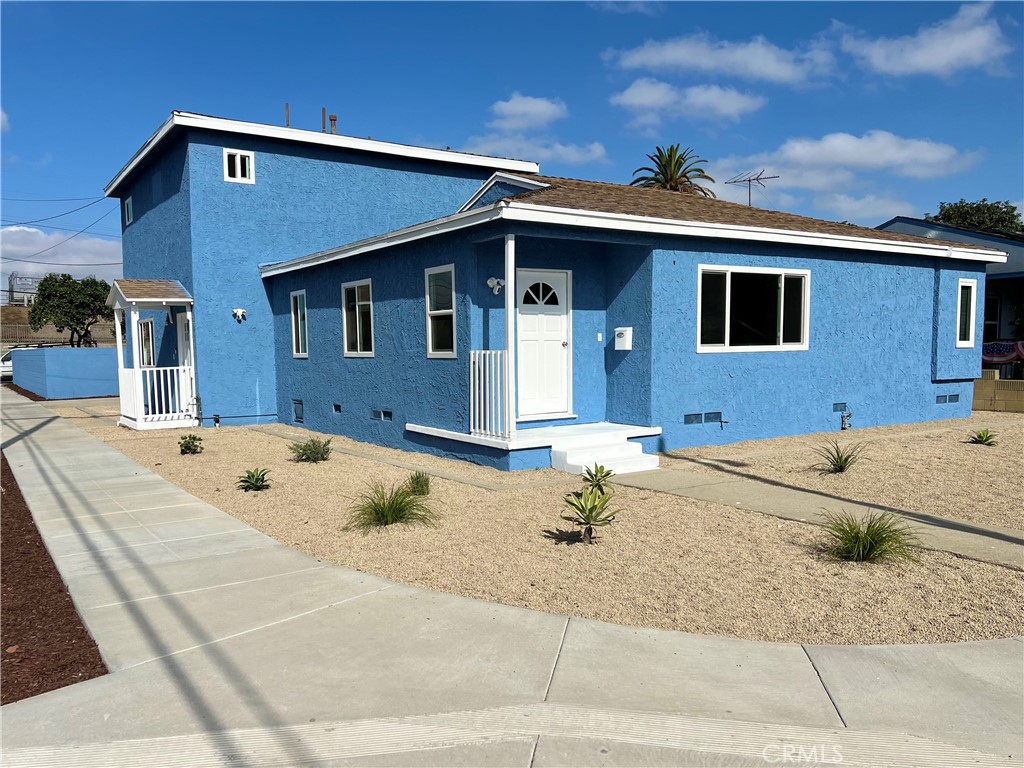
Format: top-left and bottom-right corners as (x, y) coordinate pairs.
(561, 486), (618, 545)
(582, 463), (615, 495)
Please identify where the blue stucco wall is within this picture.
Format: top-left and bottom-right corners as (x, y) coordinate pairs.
(12, 348), (118, 399)
(183, 130), (495, 426)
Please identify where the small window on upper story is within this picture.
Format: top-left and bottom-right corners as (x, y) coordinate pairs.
(342, 280), (374, 357)
(123, 196), (133, 227)
(956, 278), (977, 348)
(425, 265), (456, 358)
(291, 290), (308, 358)
(223, 148), (255, 184)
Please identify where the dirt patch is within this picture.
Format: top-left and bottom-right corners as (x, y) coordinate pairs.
(54, 414), (1024, 646)
(2, 383), (117, 403)
(660, 412), (1024, 531)
(1, 452), (107, 704)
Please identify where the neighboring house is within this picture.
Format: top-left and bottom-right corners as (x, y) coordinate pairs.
(106, 112), (1007, 472)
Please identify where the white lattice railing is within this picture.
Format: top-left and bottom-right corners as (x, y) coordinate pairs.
(120, 366), (195, 425)
(470, 350), (509, 439)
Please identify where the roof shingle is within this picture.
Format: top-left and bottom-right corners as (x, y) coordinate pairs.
(113, 279), (192, 302)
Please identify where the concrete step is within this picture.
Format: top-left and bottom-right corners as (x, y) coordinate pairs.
(558, 452), (660, 476)
(551, 441), (643, 470)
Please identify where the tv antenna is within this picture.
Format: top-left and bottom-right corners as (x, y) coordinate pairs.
(724, 169), (780, 207)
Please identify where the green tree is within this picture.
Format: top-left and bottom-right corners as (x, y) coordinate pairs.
(924, 198), (1023, 234)
(630, 144), (716, 198)
(28, 274), (113, 347)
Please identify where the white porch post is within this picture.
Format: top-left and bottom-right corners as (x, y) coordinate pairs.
(129, 306), (143, 419)
(504, 234), (516, 438)
(113, 308), (124, 370)
(185, 304), (197, 422)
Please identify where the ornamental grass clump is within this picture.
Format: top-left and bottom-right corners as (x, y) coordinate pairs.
(289, 436), (333, 463)
(967, 429), (998, 446)
(811, 440), (866, 474)
(822, 509), (921, 564)
(405, 471), (431, 496)
(237, 468), (271, 492)
(178, 433), (203, 455)
(345, 481), (438, 532)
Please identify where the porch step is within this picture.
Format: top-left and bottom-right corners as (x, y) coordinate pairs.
(550, 435), (659, 476)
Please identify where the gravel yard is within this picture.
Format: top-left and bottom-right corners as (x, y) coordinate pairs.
(660, 412), (1024, 531)
(52, 405), (1024, 645)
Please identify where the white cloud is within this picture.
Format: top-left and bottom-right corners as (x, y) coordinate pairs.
(462, 134), (606, 164)
(611, 79), (765, 128)
(0, 226), (122, 284)
(840, 3), (1011, 77)
(606, 32), (833, 84)
(487, 93), (568, 132)
(1, 109), (9, 133)
(814, 193), (917, 221)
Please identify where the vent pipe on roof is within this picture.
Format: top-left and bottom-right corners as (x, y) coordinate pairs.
(285, 102), (290, 128)
(329, 114), (337, 134)
(321, 107), (326, 133)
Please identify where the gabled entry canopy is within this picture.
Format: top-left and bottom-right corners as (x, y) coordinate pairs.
(107, 279), (193, 310)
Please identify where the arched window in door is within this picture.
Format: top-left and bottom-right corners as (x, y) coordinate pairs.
(522, 282), (559, 306)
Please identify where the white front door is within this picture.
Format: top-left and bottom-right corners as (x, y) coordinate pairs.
(175, 314), (196, 415)
(517, 269), (570, 417)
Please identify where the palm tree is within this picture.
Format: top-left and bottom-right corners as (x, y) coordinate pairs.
(630, 144), (717, 198)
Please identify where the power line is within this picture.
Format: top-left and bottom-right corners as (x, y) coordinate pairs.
(2, 198), (108, 226)
(2, 195), (104, 202)
(2, 208), (121, 265)
(1, 221), (121, 239)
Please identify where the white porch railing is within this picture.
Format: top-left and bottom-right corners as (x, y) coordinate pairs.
(119, 365), (196, 427)
(470, 350), (509, 439)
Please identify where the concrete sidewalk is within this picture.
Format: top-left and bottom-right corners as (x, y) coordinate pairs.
(1, 390), (1021, 767)
(619, 464), (1024, 569)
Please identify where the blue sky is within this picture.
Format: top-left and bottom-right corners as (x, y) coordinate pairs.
(2, 1), (1022, 285)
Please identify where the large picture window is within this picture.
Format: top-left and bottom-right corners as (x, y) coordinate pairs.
(425, 265), (456, 357)
(342, 280), (373, 357)
(291, 290), (308, 358)
(698, 265), (809, 352)
(955, 278), (977, 348)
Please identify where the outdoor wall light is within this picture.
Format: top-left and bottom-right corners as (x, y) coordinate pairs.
(232, 307), (247, 323)
(486, 277), (505, 295)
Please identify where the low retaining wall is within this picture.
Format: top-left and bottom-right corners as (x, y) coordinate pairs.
(11, 347), (119, 399)
(973, 370), (1024, 413)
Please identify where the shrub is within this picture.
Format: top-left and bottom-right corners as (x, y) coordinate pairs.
(237, 468), (271, 492)
(967, 429), (998, 446)
(582, 464), (615, 495)
(811, 440), (865, 474)
(821, 509), (921, 564)
(289, 436), (333, 463)
(345, 482), (437, 532)
(561, 487), (618, 545)
(406, 471), (431, 496)
(178, 433), (203, 455)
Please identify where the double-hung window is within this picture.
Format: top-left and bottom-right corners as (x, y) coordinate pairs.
(138, 319), (155, 367)
(955, 278), (977, 348)
(425, 265), (456, 357)
(291, 290), (308, 358)
(223, 148), (255, 184)
(698, 265), (810, 352)
(342, 280), (373, 357)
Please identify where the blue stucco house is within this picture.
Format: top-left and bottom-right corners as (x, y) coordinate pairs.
(105, 112), (1007, 471)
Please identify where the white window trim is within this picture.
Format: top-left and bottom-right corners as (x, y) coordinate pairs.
(290, 289), (308, 358)
(425, 264), (457, 359)
(342, 279), (374, 358)
(123, 196), (133, 226)
(223, 148), (255, 184)
(138, 318), (155, 367)
(696, 264), (811, 353)
(955, 278), (977, 348)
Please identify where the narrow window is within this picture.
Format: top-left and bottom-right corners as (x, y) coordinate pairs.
(223, 148), (255, 184)
(425, 265), (456, 357)
(983, 295), (1000, 342)
(123, 196), (133, 227)
(291, 290), (308, 358)
(697, 265), (809, 352)
(138, 319), (155, 367)
(342, 280), (374, 357)
(956, 278), (977, 348)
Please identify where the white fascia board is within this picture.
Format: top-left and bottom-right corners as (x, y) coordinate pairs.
(503, 203), (1008, 264)
(457, 172), (550, 213)
(105, 112), (539, 197)
(260, 204), (505, 277)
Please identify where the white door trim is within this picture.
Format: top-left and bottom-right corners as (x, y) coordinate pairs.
(516, 268), (573, 420)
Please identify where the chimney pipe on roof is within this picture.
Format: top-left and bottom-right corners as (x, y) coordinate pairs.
(329, 114), (337, 134)
(321, 107), (326, 133)
(285, 102), (290, 128)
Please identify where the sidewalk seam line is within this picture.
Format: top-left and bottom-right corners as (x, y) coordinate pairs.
(543, 617), (570, 703)
(801, 645), (847, 729)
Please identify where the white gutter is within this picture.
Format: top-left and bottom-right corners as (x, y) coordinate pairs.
(259, 201), (1007, 278)
(104, 112), (540, 197)
(457, 172), (550, 213)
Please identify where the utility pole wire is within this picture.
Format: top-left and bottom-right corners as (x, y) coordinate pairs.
(2, 197), (108, 226)
(2, 196), (104, 203)
(2, 208), (121, 265)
